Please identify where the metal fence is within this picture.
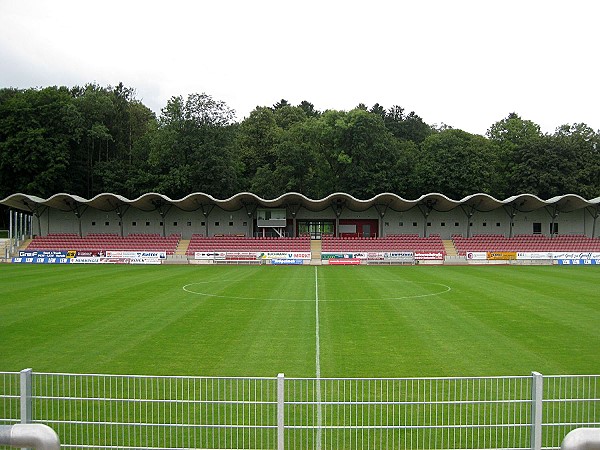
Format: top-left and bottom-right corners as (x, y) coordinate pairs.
(1, 370), (598, 450)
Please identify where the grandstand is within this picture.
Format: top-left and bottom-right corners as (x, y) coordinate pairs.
(452, 233), (600, 255)
(322, 234), (446, 254)
(26, 233), (181, 254)
(1, 192), (599, 264)
(186, 234), (310, 255)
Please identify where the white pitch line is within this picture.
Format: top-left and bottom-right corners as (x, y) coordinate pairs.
(314, 266), (322, 450)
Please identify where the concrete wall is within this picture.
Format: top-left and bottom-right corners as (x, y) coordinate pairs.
(34, 205), (597, 239)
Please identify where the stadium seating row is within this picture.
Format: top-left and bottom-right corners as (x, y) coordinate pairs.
(24, 233), (600, 257)
(27, 233), (181, 255)
(321, 235), (446, 253)
(186, 235), (311, 255)
(452, 234), (600, 255)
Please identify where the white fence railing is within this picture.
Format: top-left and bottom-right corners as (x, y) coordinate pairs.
(1, 370), (598, 450)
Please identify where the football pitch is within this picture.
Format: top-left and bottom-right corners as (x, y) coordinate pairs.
(1, 264), (599, 377)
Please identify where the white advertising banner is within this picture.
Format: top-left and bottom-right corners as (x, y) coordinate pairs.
(195, 252), (226, 260)
(225, 252), (261, 259)
(106, 251), (166, 259)
(415, 252), (444, 260)
(466, 252), (487, 260)
(516, 252), (553, 260)
(129, 258), (162, 265)
(70, 257), (101, 264)
(552, 252), (600, 260)
(259, 252), (311, 260)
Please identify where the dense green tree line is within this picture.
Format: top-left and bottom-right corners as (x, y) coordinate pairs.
(1, 84), (599, 217)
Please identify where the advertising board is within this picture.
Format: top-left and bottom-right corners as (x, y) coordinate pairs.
(466, 252), (487, 260)
(415, 252), (444, 260)
(327, 258), (361, 265)
(383, 252), (414, 262)
(259, 252), (311, 260)
(194, 252), (226, 260)
(19, 250), (70, 258)
(70, 257), (101, 264)
(105, 251), (166, 259)
(271, 259), (304, 265)
(516, 252), (553, 260)
(487, 252), (517, 260)
(552, 252), (600, 260)
(557, 259), (599, 265)
(12, 257), (71, 264)
(322, 252), (366, 260)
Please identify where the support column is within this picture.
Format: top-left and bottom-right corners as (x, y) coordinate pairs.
(460, 203), (478, 238)
(331, 200), (345, 238)
(544, 205), (559, 238)
(503, 204), (519, 238)
(9, 209), (13, 255)
(418, 201), (436, 238)
(585, 206), (599, 239)
(374, 204), (389, 238)
(199, 204), (215, 237)
(152, 200), (172, 238)
(18, 212), (23, 244)
(64, 200), (88, 237)
(288, 204), (301, 238)
(241, 202), (257, 237)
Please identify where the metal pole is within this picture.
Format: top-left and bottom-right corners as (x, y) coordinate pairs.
(20, 368), (32, 424)
(277, 373), (285, 450)
(531, 371), (543, 450)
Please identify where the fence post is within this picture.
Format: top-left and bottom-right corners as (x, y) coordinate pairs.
(20, 369), (32, 424)
(531, 371), (543, 450)
(277, 373), (285, 450)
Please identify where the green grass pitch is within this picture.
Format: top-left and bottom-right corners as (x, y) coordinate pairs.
(1, 264), (598, 377)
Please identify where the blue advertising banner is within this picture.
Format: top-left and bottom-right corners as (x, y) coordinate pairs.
(12, 257), (71, 264)
(271, 259), (304, 265)
(19, 250), (70, 258)
(557, 259), (599, 265)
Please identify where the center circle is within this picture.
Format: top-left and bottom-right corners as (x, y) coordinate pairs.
(182, 280), (451, 301)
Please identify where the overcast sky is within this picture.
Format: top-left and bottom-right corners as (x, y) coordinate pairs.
(1, 0), (598, 135)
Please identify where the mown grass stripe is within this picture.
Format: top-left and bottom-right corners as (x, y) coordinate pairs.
(0, 265), (598, 377)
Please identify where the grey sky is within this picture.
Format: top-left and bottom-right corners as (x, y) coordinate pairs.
(1, 0), (598, 135)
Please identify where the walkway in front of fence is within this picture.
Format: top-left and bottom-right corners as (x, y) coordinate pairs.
(1, 370), (598, 450)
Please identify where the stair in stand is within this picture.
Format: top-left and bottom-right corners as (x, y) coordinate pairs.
(310, 239), (322, 265)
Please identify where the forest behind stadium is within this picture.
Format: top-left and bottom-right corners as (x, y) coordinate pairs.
(1, 84), (598, 217)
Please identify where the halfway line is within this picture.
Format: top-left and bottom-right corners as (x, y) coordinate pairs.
(314, 266), (322, 450)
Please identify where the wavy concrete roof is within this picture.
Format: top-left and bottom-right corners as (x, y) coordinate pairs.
(2, 192), (599, 215)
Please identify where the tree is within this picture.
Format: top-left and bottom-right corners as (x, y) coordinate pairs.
(487, 113), (543, 197)
(237, 107), (281, 187)
(0, 87), (79, 198)
(415, 129), (502, 198)
(250, 118), (320, 198)
(311, 109), (408, 198)
(383, 106), (432, 143)
(298, 100), (319, 118)
(148, 93), (239, 198)
(272, 99), (290, 110)
(273, 105), (308, 130)
(552, 123), (599, 198)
